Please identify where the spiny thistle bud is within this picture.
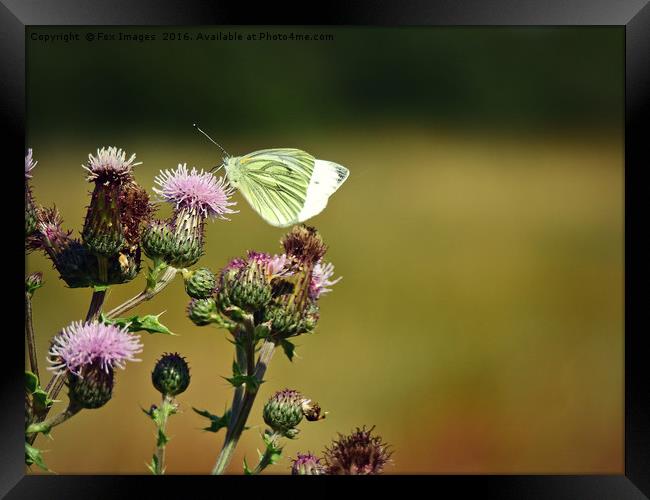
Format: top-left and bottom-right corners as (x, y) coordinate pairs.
(25, 272), (43, 296)
(82, 148), (140, 258)
(182, 267), (216, 299)
(324, 426), (392, 475)
(263, 389), (307, 438)
(291, 452), (327, 475)
(153, 164), (236, 267)
(187, 298), (219, 326)
(67, 361), (115, 409)
(218, 256), (272, 314)
(263, 295), (320, 339)
(142, 220), (175, 261)
(167, 207), (205, 267)
(281, 225), (327, 266)
(152, 353), (190, 397)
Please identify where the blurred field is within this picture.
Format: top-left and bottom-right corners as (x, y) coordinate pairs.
(26, 126), (623, 474)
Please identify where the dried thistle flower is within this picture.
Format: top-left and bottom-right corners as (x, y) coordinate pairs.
(281, 224), (327, 266)
(25, 149), (41, 242)
(324, 426), (392, 475)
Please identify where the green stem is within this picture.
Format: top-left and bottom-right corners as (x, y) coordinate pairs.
(211, 339), (276, 475)
(26, 402), (81, 435)
(106, 265), (177, 318)
(154, 394), (174, 475)
(251, 431), (281, 475)
(25, 292), (39, 381)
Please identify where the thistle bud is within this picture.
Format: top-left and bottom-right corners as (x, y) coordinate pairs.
(263, 298), (319, 339)
(187, 298), (219, 326)
(152, 352), (190, 397)
(263, 389), (307, 438)
(25, 272), (43, 297)
(167, 208), (205, 267)
(67, 361), (114, 410)
(217, 257), (272, 315)
(324, 426), (392, 475)
(118, 181), (154, 246)
(142, 220), (175, 261)
(183, 267), (216, 299)
(291, 453), (327, 475)
(81, 181), (126, 257)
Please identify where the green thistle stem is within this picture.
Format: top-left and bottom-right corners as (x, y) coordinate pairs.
(26, 402), (82, 435)
(211, 339), (276, 475)
(106, 265), (177, 318)
(25, 292), (39, 381)
(154, 394), (174, 475)
(251, 431), (281, 475)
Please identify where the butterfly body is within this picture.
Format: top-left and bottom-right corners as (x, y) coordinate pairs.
(222, 148), (349, 227)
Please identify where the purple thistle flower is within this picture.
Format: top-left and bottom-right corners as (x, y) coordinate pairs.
(83, 147), (141, 182)
(310, 260), (341, 300)
(25, 149), (37, 179)
(291, 452), (327, 475)
(47, 321), (143, 376)
(153, 163), (237, 220)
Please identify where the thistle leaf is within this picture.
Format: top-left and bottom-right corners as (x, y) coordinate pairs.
(192, 407), (231, 433)
(280, 339), (297, 362)
(25, 442), (49, 471)
(100, 312), (176, 335)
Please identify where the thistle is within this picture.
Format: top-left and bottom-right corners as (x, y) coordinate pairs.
(25, 272), (43, 297)
(187, 298), (219, 326)
(152, 353), (191, 397)
(82, 147), (140, 258)
(28, 320), (144, 436)
(263, 389), (306, 438)
(35, 207), (97, 288)
(291, 452), (327, 475)
(217, 252), (273, 316)
(153, 164), (236, 267)
(324, 426), (392, 475)
(182, 267), (217, 299)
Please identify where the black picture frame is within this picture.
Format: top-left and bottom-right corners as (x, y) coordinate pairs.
(3, 1), (648, 497)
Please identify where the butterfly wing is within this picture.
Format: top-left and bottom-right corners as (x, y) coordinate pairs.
(230, 148), (348, 227)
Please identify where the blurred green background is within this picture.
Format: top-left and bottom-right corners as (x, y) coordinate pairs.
(26, 27), (623, 474)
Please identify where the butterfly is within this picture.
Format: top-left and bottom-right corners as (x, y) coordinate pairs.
(196, 125), (349, 227)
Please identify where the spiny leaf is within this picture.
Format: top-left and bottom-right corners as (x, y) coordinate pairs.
(192, 407), (231, 433)
(280, 339), (297, 362)
(146, 454), (160, 475)
(25, 442), (49, 471)
(157, 428), (169, 448)
(25, 371), (54, 413)
(100, 312), (176, 335)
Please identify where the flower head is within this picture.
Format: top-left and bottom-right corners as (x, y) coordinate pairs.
(281, 224), (327, 266)
(48, 321), (143, 376)
(83, 147), (141, 183)
(153, 164), (237, 219)
(152, 352), (191, 397)
(310, 260), (341, 300)
(263, 389), (308, 438)
(324, 426), (392, 475)
(25, 149), (37, 179)
(291, 452), (327, 475)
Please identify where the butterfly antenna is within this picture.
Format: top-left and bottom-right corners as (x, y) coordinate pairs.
(193, 123), (230, 157)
